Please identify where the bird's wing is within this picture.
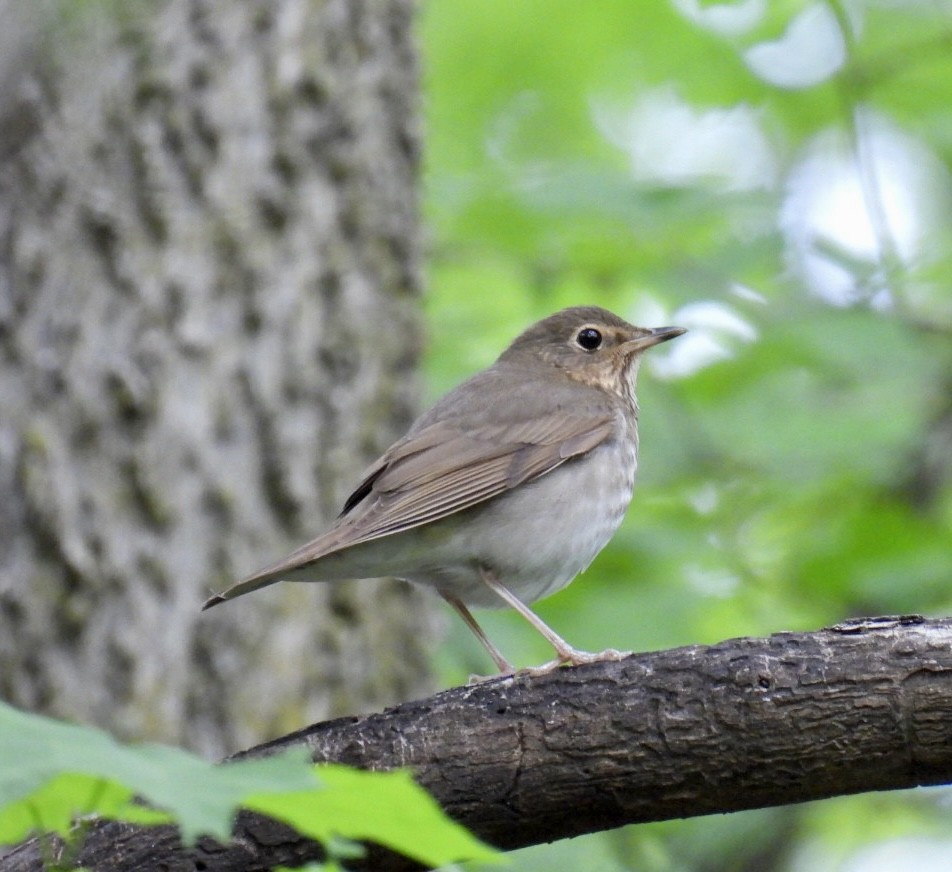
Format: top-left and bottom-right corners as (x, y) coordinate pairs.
(203, 409), (615, 606)
(344, 412), (615, 537)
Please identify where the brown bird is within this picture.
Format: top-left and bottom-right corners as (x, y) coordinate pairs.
(203, 306), (685, 673)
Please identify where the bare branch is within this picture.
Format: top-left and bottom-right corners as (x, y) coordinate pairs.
(3, 615), (951, 871)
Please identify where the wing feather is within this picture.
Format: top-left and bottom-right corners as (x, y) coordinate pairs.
(204, 408), (618, 606)
(333, 411), (615, 549)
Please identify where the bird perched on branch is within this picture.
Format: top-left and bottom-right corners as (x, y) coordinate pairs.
(203, 306), (685, 674)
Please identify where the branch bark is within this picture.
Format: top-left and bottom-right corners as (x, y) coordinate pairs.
(3, 614), (952, 871)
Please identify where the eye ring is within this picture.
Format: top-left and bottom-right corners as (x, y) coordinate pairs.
(575, 327), (603, 351)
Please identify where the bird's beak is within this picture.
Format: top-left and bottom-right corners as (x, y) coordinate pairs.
(623, 325), (687, 353)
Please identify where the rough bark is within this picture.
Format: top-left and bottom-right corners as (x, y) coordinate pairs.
(0, 0), (432, 759)
(2, 615), (951, 872)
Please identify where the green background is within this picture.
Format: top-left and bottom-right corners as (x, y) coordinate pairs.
(421, 1), (952, 869)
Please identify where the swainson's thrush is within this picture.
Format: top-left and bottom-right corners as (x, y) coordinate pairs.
(203, 306), (685, 673)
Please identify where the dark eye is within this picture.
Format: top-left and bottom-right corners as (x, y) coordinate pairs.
(576, 327), (602, 351)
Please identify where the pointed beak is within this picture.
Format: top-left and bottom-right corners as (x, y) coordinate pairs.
(623, 325), (687, 353)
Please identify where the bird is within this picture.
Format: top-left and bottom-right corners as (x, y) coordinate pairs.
(203, 306), (685, 674)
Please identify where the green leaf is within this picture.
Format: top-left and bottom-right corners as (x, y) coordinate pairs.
(0, 701), (313, 845)
(0, 703), (496, 867)
(248, 765), (499, 869)
(0, 773), (171, 845)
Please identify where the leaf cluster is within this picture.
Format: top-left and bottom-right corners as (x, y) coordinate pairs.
(0, 701), (494, 870)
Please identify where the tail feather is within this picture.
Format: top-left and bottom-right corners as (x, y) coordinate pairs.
(201, 523), (363, 611)
(201, 571), (283, 610)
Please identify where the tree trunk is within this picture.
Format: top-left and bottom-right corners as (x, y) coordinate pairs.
(0, 0), (432, 758)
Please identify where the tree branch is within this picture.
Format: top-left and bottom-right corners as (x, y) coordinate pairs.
(3, 615), (952, 871)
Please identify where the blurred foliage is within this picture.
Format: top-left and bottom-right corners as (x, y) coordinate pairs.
(0, 700), (494, 869)
(421, 0), (952, 870)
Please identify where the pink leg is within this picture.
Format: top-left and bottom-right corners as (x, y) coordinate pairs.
(440, 590), (515, 674)
(480, 569), (630, 670)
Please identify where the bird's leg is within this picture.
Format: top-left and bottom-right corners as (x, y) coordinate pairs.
(479, 568), (630, 670)
(440, 590), (515, 674)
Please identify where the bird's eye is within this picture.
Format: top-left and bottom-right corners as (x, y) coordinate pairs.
(575, 327), (603, 351)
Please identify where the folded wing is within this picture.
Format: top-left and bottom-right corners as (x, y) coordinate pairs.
(202, 408), (615, 607)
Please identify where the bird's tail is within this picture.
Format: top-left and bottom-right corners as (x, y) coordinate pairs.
(201, 571), (282, 610)
(202, 527), (350, 611)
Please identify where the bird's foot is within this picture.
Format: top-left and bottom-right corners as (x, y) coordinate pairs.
(564, 646), (632, 665)
(463, 648), (633, 684)
(520, 647), (633, 677)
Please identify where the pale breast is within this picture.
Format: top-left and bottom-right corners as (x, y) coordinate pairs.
(409, 431), (640, 608)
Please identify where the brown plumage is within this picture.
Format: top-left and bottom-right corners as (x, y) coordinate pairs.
(203, 306), (685, 673)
